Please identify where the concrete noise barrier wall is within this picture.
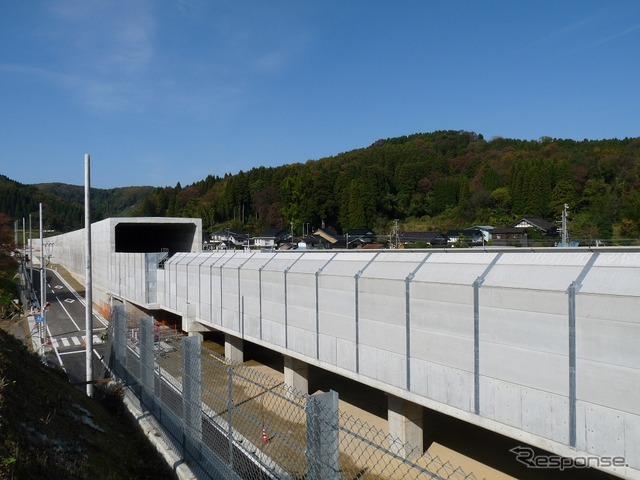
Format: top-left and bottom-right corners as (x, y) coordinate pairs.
(158, 249), (640, 479)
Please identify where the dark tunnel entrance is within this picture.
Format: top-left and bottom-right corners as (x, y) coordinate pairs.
(114, 222), (197, 254)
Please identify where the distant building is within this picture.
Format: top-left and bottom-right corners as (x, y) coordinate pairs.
(300, 235), (321, 249)
(312, 227), (376, 249)
(253, 227), (289, 250)
(204, 228), (248, 250)
(512, 217), (558, 236)
(397, 231), (449, 248)
(344, 229), (376, 249)
(446, 228), (485, 247)
(361, 243), (386, 250)
(491, 227), (528, 247)
(472, 225), (495, 243)
(313, 227), (340, 249)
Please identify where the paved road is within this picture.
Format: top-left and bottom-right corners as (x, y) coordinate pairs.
(31, 267), (108, 387)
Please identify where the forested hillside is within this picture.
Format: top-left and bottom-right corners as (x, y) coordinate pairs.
(0, 176), (153, 233)
(35, 183), (155, 223)
(3, 131), (640, 244)
(132, 131), (640, 244)
(0, 176), (83, 232)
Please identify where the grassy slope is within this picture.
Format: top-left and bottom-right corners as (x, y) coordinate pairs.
(0, 323), (174, 480)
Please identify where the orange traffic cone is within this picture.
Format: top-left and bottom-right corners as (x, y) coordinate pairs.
(261, 427), (268, 445)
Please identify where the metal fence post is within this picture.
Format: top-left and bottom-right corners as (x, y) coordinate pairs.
(139, 316), (155, 413)
(227, 367), (234, 470)
(473, 277), (482, 416)
(567, 252), (599, 449)
(183, 335), (203, 460)
(472, 253), (502, 416)
(306, 390), (339, 480)
(112, 305), (127, 381)
(567, 281), (577, 448)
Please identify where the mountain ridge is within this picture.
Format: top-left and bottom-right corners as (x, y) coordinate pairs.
(2, 130), (639, 243)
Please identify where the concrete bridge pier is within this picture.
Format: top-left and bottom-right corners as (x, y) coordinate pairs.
(187, 330), (203, 339)
(283, 356), (309, 394)
(225, 334), (244, 363)
(123, 299), (145, 318)
(387, 395), (423, 460)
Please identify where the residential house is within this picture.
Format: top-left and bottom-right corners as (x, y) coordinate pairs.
(312, 227), (376, 249)
(446, 228), (485, 247)
(397, 231), (449, 248)
(361, 243), (386, 249)
(300, 235), (321, 249)
(313, 227), (341, 249)
(472, 225), (495, 243)
(253, 227), (290, 250)
(490, 227), (529, 247)
(204, 228), (248, 250)
(344, 228), (376, 249)
(512, 217), (558, 236)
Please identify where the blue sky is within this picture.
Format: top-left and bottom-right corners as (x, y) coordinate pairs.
(1, 1), (639, 189)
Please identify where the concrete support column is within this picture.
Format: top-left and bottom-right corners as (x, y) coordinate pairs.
(188, 331), (203, 341)
(183, 303), (210, 336)
(123, 300), (135, 317)
(387, 395), (423, 460)
(284, 356), (309, 394)
(225, 334), (244, 364)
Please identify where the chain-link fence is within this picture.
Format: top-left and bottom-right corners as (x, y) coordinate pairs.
(103, 306), (481, 480)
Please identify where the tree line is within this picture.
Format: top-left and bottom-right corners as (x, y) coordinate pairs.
(131, 131), (640, 244)
(2, 130), (640, 244)
(0, 176), (153, 234)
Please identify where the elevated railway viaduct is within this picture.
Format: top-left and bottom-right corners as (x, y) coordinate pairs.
(41, 217), (640, 479)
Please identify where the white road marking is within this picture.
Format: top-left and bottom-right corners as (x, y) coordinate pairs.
(52, 335), (104, 348)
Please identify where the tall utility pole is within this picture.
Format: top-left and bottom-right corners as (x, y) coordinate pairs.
(39, 203), (45, 351)
(561, 203), (569, 246)
(29, 215), (33, 284)
(85, 154), (94, 396)
(393, 219), (399, 249)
